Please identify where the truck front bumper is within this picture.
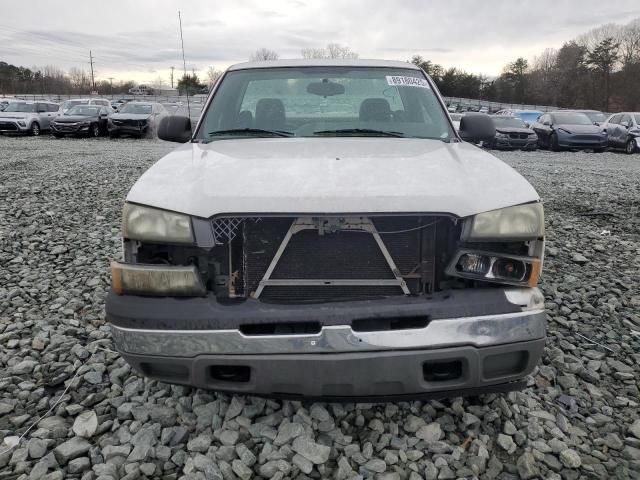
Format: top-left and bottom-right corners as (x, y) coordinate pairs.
(107, 287), (546, 399)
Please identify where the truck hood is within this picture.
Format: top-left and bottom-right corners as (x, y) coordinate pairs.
(127, 138), (540, 218)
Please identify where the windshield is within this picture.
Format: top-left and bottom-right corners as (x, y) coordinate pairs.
(63, 100), (87, 111)
(493, 116), (526, 128)
(197, 67), (453, 141)
(584, 111), (606, 123)
(513, 111), (542, 123)
(68, 106), (102, 116)
(635, 114), (640, 125)
(4, 103), (36, 113)
(119, 104), (152, 114)
(551, 112), (592, 125)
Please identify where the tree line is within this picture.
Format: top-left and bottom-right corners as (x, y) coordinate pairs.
(410, 18), (640, 110)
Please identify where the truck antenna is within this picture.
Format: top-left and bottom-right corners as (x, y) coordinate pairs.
(178, 11), (192, 135)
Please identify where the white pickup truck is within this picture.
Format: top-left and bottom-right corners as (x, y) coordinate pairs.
(106, 59), (545, 400)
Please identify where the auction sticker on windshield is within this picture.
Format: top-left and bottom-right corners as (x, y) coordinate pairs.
(386, 76), (430, 88)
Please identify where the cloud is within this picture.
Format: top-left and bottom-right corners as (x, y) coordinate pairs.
(0, 0), (638, 81)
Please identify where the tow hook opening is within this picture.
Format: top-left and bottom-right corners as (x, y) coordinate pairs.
(209, 365), (251, 383)
(423, 359), (463, 382)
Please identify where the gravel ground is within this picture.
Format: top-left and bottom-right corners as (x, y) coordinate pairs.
(0, 136), (639, 480)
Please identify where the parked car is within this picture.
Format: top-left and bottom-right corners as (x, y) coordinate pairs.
(602, 112), (640, 154)
(569, 109), (607, 126)
(50, 105), (111, 138)
(532, 111), (608, 151)
(495, 109), (544, 126)
(106, 59), (546, 400)
(489, 115), (537, 150)
(59, 98), (111, 114)
(107, 101), (168, 138)
(0, 101), (59, 135)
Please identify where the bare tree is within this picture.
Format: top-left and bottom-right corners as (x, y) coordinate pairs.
(619, 18), (640, 67)
(301, 43), (358, 59)
(206, 66), (223, 87)
(251, 48), (279, 61)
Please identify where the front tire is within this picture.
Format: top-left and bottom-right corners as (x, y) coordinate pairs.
(89, 124), (100, 138)
(30, 122), (40, 136)
(625, 138), (637, 154)
(549, 133), (560, 151)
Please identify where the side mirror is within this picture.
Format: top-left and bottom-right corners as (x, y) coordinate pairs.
(158, 115), (192, 143)
(621, 121), (629, 128)
(543, 121), (551, 126)
(524, 122), (530, 128)
(458, 113), (495, 144)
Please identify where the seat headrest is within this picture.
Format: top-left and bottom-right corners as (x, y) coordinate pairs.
(359, 98), (392, 122)
(255, 98), (285, 130)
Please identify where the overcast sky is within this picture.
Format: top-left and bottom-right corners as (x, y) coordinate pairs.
(2, 0), (639, 85)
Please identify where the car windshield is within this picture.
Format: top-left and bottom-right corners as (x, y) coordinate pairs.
(552, 112), (592, 125)
(197, 66), (453, 141)
(634, 114), (640, 125)
(63, 100), (87, 110)
(119, 104), (152, 114)
(68, 106), (102, 116)
(493, 116), (526, 128)
(4, 103), (36, 112)
(584, 111), (606, 123)
(515, 112), (542, 123)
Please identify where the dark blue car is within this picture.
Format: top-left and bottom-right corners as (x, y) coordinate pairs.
(532, 111), (608, 151)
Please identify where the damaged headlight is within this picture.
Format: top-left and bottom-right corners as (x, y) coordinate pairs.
(122, 203), (194, 244)
(462, 203), (544, 241)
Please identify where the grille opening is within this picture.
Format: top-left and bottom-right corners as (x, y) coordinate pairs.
(140, 362), (189, 381)
(352, 316), (430, 332)
(423, 360), (462, 382)
(209, 365), (251, 383)
(483, 351), (528, 379)
(240, 321), (321, 336)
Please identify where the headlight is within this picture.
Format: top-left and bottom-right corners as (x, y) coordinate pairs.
(18, 121), (26, 126)
(463, 203), (544, 241)
(111, 261), (205, 296)
(528, 133), (537, 138)
(122, 203), (194, 244)
(447, 250), (541, 287)
(495, 132), (508, 138)
(557, 128), (571, 134)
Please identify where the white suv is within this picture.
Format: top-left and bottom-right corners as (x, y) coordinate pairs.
(0, 100), (59, 135)
(107, 59), (546, 400)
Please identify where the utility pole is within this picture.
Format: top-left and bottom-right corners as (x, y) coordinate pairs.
(89, 50), (96, 91)
(108, 77), (114, 98)
(170, 66), (175, 88)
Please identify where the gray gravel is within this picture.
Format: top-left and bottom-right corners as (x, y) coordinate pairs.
(1, 136), (639, 479)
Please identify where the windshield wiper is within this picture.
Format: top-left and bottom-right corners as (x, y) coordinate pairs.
(208, 128), (293, 138)
(313, 128), (406, 137)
